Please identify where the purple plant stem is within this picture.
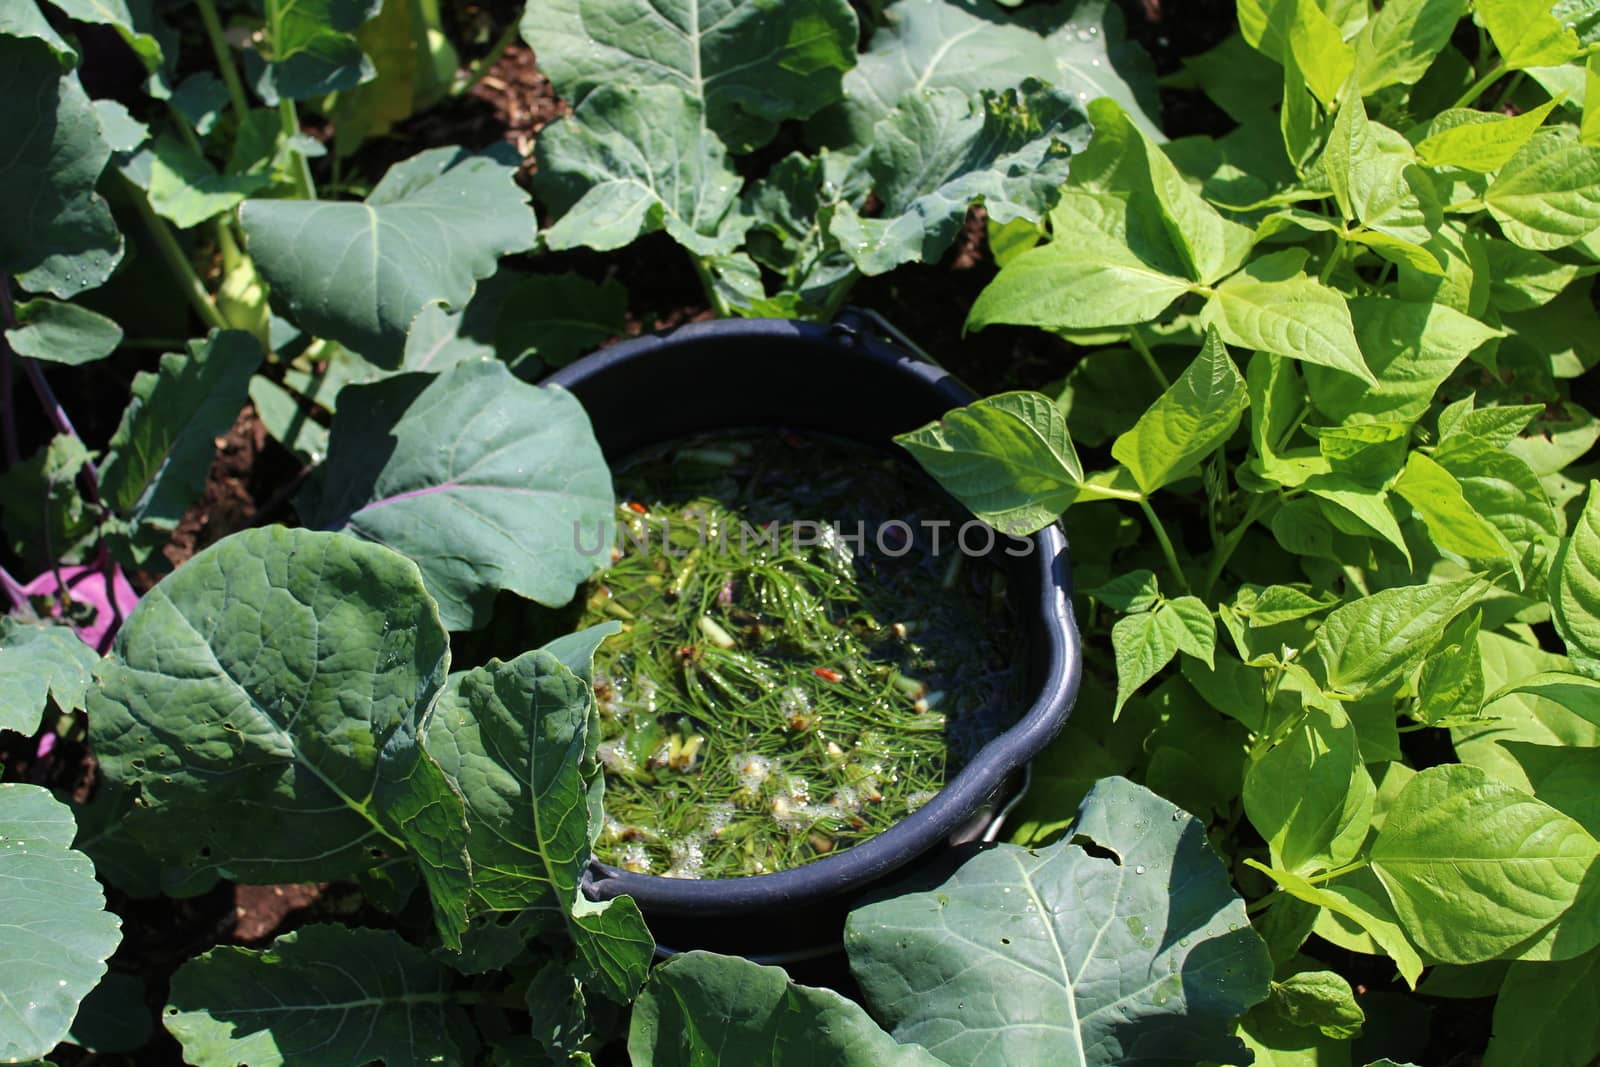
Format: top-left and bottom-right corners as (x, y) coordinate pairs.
(3, 276), (123, 641)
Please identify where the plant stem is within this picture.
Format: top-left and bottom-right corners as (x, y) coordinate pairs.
(0, 325), (18, 468)
(121, 175), (229, 332)
(1452, 61), (1508, 110)
(1138, 497), (1189, 592)
(692, 255), (734, 318)
(1201, 496), (1273, 599)
(1129, 326), (1170, 389)
(278, 98), (318, 199)
(1492, 71), (1527, 111)
(194, 0), (251, 124)
(1303, 857), (1370, 885)
(452, 19), (520, 97)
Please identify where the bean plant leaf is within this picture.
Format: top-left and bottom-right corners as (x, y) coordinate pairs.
(523, 0), (858, 153)
(1317, 577), (1488, 696)
(6, 297), (123, 365)
(241, 145), (536, 366)
(894, 390), (1084, 537)
(0, 617), (99, 734)
(1483, 947), (1600, 1067)
(1477, 0), (1582, 68)
(630, 951), (943, 1066)
(98, 331), (262, 566)
(257, 0), (383, 100)
(1249, 862), (1425, 988)
(1416, 99), (1561, 173)
(87, 527), (472, 948)
(1245, 704), (1375, 875)
(534, 84), (747, 257)
(1370, 764), (1600, 963)
(1354, 0), (1469, 93)
(304, 360), (613, 632)
(965, 240), (1194, 331)
(823, 0), (1160, 145)
(846, 776), (1271, 1067)
(1269, 969), (1365, 1039)
(1393, 451), (1519, 567)
(0, 784), (122, 1063)
(1552, 481), (1600, 663)
(1200, 250), (1375, 385)
(1484, 129), (1600, 251)
(0, 36), (122, 297)
(1113, 327), (1247, 495)
(165, 925), (468, 1066)
(830, 82), (1084, 275)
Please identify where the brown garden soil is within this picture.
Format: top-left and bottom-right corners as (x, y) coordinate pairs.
(2, 2), (1494, 1063)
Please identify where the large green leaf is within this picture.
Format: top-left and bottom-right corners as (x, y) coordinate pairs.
(424, 650), (651, 1002)
(1483, 946), (1600, 1067)
(533, 84), (747, 257)
(146, 133), (270, 229)
(1454, 633), (1600, 791)
(894, 390), (1085, 536)
(98, 331), (262, 565)
(1250, 862), (1424, 988)
(241, 145), (535, 365)
(1393, 451), (1519, 567)
(165, 925), (468, 1066)
(1370, 764), (1600, 964)
(302, 360), (613, 631)
(1552, 481), (1600, 663)
(0, 36), (122, 297)
(1201, 250), (1375, 385)
(258, 0), (383, 100)
(1113, 327), (1248, 495)
(830, 82), (1084, 275)
(822, 0), (1160, 145)
(966, 242), (1194, 332)
(1484, 129), (1600, 250)
(1304, 297), (1500, 425)
(1478, 0), (1582, 68)
(0, 617), (99, 734)
(847, 776), (1271, 1066)
(87, 526), (471, 947)
(630, 951), (942, 1066)
(524, 0), (858, 153)
(1317, 577), (1487, 696)
(1354, 0), (1469, 93)
(0, 783), (122, 1063)
(1324, 85), (1441, 248)
(1112, 597), (1216, 714)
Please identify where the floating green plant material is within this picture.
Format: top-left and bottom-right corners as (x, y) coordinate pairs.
(580, 432), (1024, 879)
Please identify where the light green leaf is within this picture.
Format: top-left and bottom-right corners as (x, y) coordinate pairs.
(1415, 611), (1484, 726)
(1355, 0), (1470, 93)
(0, 36), (122, 297)
(1269, 970), (1364, 1039)
(1245, 704), (1375, 874)
(1484, 947), (1600, 1067)
(1318, 577), (1488, 695)
(1113, 327), (1247, 494)
(49, 0), (164, 71)
(1478, 0), (1582, 68)
(241, 145), (535, 366)
(259, 0), (382, 100)
(423, 650), (651, 1002)
(1306, 478), (1412, 565)
(1432, 432), (1560, 560)
(1086, 569), (1162, 613)
(1484, 129), (1600, 250)
(1500, 744), (1600, 836)
(830, 82), (1084, 275)
(1485, 242), (1582, 312)
(1250, 861), (1425, 988)
(1201, 250), (1375, 385)
(146, 133), (269, 228)
(1416, 98), (1561, 172)
(1586, 53), (1600, 145)
(1484, 672), (1600, 729)
(1113, 600), (1215, 714)
(847, 776), (1270, 1066)
(1167, 596), (1218, 667)
(822, 0), (1161, 147)
(98, 331), (261, 565)
(1454, 633), (1600, 790)
(302, 360), (613, 631)
(534, 84), (746, 258)
(967, 243), (1194, 331)
(1553, 481), (1600, 663)
(1394, 450), (1518, 565)
(88, 527), (471, 947)
(1371, 763), (1600, 963)
(894, 390), (1085, 537)
(165, 925), (467, 1066)
(5, 297), (122, 365)
(1236, 584), (1339, 627)
(0, 617), (99, 734)
(1326, 84), (1441, 244)
(523, 0), (858, 153)
(630, 951), (942, 1066)
(0, 784), (122, 1063)
(1288, 0), (1355, 107)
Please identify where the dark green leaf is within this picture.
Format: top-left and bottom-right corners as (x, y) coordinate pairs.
(259, 0), (382, 100)
(6, 297), (123, 365)
(0, 617), (98, 734)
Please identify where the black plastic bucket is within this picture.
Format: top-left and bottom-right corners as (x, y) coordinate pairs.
(544, 312), (1081, 959)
